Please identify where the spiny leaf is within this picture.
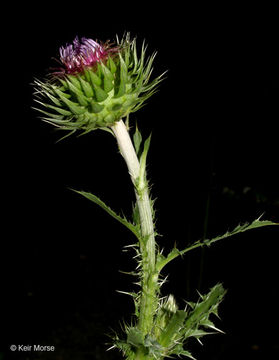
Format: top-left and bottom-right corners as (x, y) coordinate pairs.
(71, 190), (142, 241)
(184, 284), (226, 330)
(172, 346), (197, 360)
(199, 318), (224, 333)
(144, 335), (163, 357)
(159, 310), (187, 347)
(127, 327), (145, 348)
(137, 134), (151, 193)
(180, 350), (197, 360)
(187, 328), (215, 338)
(157, 216), (278, 271)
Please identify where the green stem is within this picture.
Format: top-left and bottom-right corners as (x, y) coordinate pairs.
(111, 119), (157, 337)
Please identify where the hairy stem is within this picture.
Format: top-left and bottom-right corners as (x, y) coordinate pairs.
(111, 119), (157, 337)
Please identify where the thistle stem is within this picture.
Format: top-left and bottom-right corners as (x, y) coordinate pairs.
(111, 119), (157, 337)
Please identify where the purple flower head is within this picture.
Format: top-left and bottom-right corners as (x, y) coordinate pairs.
(59, 37), (109, 74)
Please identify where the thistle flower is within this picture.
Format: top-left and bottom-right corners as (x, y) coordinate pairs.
(59, 37), (109, 74)
(33, 34), (165, 136)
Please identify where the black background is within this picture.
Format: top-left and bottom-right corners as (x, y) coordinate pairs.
(1, 2), (279, 359)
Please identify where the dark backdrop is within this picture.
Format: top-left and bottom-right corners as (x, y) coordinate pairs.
(1, 2), (279, 360)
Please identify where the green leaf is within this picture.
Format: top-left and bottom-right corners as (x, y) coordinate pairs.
(184, 284), (226, 330)
(187, 328), (214, 338)
(144, 336), (163, 357)
(199, 318), (224, 333)
(159, 310), (187, 347)
(72, 190), (142, 241)
(156, 248), (180, 272)
(157, 216), (278, 271)
(127, 327), (145, 348)
(137, 134), (151, 193)
(173, 347), (196, 360)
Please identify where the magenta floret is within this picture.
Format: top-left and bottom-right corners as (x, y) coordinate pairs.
(59, 36), (108, 74)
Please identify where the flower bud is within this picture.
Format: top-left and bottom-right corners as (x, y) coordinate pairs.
(34, 34), (165, 136)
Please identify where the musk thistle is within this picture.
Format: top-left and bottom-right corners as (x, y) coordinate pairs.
(33, 34), (278, 360)
(34, 34), (164, 136)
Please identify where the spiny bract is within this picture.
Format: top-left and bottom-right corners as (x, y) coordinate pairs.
(33, 34), (165, 136)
